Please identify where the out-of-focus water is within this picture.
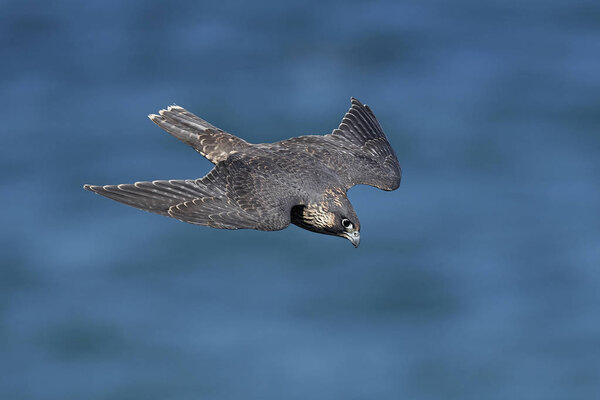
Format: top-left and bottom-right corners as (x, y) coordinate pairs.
(1, 1), (599, 399)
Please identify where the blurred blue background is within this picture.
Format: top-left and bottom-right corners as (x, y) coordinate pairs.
(1, 0), (599, 399)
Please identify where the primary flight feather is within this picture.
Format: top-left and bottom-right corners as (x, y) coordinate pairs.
(84, 98), (401, 247)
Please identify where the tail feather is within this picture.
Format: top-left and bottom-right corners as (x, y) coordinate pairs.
(149, 105), (250, 164)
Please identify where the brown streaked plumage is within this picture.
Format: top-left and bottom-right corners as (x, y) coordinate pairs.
(83, 98), (401, 247)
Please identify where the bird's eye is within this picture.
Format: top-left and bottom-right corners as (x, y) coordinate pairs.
(341, 218), (353, 229)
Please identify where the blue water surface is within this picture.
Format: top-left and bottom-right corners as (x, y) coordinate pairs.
(1, 1), (599, 399)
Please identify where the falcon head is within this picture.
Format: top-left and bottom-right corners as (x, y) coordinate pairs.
(291, 188), (361, 247)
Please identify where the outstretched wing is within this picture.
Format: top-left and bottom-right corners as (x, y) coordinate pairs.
(83, 159), (294, 231)
(149, 105), (251, 164)
(331, 97), (401, 190)
(277, 98), (401, 191)
(83, 177), (219, 217)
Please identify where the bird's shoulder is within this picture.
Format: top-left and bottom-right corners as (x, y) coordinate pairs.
(222, 142), (329, 172)
(216, 96), (402, 192)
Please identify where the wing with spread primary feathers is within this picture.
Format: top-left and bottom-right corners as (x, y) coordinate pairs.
(83, 159), (295, 231)
(277, 98), (401, 191)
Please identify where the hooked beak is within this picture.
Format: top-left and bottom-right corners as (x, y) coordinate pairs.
(342, 231), (360, 248)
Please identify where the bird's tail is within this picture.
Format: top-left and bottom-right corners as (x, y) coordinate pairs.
(148, 105), (251, 164)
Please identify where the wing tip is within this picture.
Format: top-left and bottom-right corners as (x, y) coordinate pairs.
(83, 184), (101, 192)
(350, 97), (372, 110)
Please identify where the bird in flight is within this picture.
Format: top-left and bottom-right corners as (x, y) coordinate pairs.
(84, 98), (401, 247)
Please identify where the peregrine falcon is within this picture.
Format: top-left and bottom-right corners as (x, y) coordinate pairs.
(84, 98), (401, 247)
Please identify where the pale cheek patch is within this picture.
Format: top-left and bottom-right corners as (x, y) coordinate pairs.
(303, 204), (335, 229)
(312, 212), (335, 229)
